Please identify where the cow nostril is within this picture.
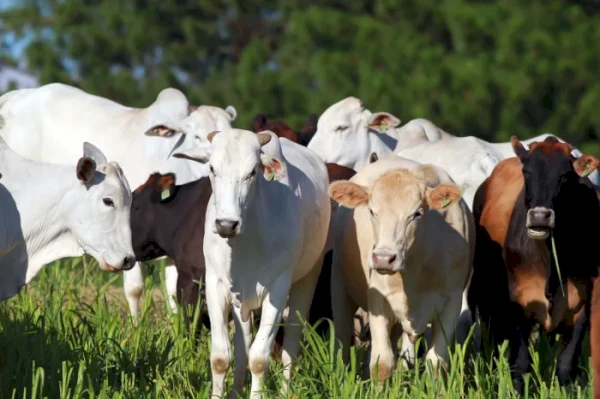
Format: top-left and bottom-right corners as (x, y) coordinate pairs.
(388, 254), (397, 265)
(231, 220), (239, 230)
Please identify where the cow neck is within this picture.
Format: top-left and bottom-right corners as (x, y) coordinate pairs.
(0, 143), (85, 283)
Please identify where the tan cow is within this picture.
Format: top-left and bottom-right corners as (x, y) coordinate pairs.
(328, 154), (474, 380)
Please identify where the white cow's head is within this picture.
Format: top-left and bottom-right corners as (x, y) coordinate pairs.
(144, 102), (237, 181)
(307, 97), (401, 171)
(70, 142), (136, 272)
(329, 168), (462, 274)
(173, 128), (285, 238)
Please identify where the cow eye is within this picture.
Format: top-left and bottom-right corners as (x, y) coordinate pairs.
(335, 126), (348, 132)
(209, 165), (215, 174)
(164, 130), (175, 137)
(413, 209), (423, 219)
(103, 198), (115, 207)
(246, 170), (257, 180)
(369, 208), (376, 217)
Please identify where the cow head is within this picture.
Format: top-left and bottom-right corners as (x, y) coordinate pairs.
(329, 168), (462, 274)
(70, 142), (136, 272)
(306, 97), (400, 170)
(130, 173), (177, 259)
(144, 102), (237, 176)
(173, 129), (285, 238)
(512, 135), (600, 239)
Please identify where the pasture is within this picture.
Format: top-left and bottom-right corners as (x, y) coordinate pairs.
(0, 257), (593, 398)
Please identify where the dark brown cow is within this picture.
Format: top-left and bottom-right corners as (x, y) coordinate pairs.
(251, 113), (318, 146)
(131, 173), (212, 331)
(468, 136), (600, 393)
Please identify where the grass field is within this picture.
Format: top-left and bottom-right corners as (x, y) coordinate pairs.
(0, 257), (594, 398)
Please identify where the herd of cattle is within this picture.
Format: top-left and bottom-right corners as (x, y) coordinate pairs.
(0, 83), (599, 397)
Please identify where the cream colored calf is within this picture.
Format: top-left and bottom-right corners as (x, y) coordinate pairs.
(328, 154), (474, 380)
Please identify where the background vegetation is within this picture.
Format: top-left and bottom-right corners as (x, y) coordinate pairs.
(1, 0), (599, 154)
(1, 1), (599, 397)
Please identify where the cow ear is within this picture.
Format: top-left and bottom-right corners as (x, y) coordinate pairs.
(369, 152), (379, 164)
(328, 181), (369, 208)
(426, 183), (462, 210)
(76, 157), (97, 183)
(252, 114), (268, 132)
(83, 142), (107, 166)
(225, 105), (237, 121)
(154, 173), (176, 202)
(301, 114), (318, 136)
(368, 112), (401, 134)
(260, 155), (286, 181)
(144, 124), (180, 137)
(573, 154), (600, 178)
(511, 136), (529, 162)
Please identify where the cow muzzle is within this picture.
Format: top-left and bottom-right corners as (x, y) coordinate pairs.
(215, 218), (241, 238)
(526, 207), (555, 240)
(100, 254), (136, 272)
(370, 248), (401, 275)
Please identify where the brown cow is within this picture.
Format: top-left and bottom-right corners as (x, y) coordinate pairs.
(131, 173), (212, 332)
(468, 136), (600, 393)
(251, 113), (317, 146)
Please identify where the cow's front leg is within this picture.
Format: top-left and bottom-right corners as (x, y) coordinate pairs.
(249, 274), (290, 399)
(367, 288), (395, 382)
(557, 303), (589, 385)
(230, 305), (253, 398)
(426, 292), (462, 378)
(205, 270), (232, 398)
(123, 262), (144, 320)
(165, 263), (179, 313)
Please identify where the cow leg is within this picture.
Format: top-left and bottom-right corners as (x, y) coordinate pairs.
(165, 263), (179, 314)
(230, 306), (253, 399)
(280, 259), (323, 395)
(331, 253), (356, 364)
(557, 304), (589, 386)
(123, 262), (144, 320)
(398, 331), (415, 368)
(248, 274), (290, 399)
(426, 293), (462, 377)
(205, 270), (232, 399)
(367, 287), (395, 382)
(507, 303), (532, 395)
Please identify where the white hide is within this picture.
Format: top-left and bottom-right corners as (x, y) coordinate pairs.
(307, 97), (400, 171)
(0, 139), (135, 301)
(0, 82), (237, 317)
(173, 129), (331, 399)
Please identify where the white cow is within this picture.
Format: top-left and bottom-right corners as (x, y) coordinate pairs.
(306, 97), (453, 171)
(0, 139), (135, 301)
(329, 154), (474, 379)
(0, 82), (237, 317)
(172, 129), (330, 398)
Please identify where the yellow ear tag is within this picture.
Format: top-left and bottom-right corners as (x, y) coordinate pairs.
(379, 121), (388, 133)
(441, 197), (450, 208)
(161, 188), (170, 200)
(583, 165), (592, 177)
(265, 169), (275, 181)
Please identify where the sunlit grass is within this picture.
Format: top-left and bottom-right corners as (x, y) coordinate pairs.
(0, 257), (594, 398)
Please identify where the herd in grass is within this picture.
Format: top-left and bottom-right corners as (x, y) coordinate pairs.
(0, 83), (600, 398)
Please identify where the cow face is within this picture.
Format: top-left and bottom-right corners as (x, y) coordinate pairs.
(70, 142), (136, 272)
(329, 169), (461, 274)
(144, 105), (237, 177)
(307, 97), (400, 170)
(173, 129), (285, 239)
(511, 135), (599, 240)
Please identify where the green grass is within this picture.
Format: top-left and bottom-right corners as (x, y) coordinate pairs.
(0, 257), (594, 398)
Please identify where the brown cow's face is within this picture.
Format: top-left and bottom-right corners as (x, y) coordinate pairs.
(329, 169), (461, 275)
(511, 135), (599, 240)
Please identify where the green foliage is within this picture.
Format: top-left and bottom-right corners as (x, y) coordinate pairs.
(0, 257), (594, 398)
(1, 0), (599, 154)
